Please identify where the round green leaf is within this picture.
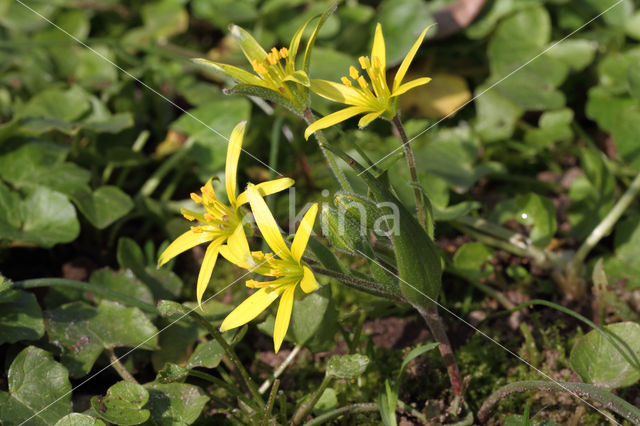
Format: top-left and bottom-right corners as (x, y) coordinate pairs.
(0, 289), (44, 345)
(0, 346), (72, 425)
(326, 354), (370, 379)
(91, 381), (150, 425)
(570, 322), (640, 389)
(144, 383), (209, 425)
(55, 413), (105, 426)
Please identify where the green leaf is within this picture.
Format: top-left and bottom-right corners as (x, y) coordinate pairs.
(570, 322), (640, 389)
(170, 97), (251, 176)
(143, 383), (209, 425)
(604, 218), (640, 289)
(70, 186), (134, 229)
(585, 86), (636, 132)
(322, 144), (442, 310)
(186, 339), (224, 369)
(156, 363), (189, 384)
(55, 413), (106, 426)
(89, 269), (154, 307)
(0, 289), (44, 344)
(55, 413), (105, 426)
(597, 48), (640, 95)
(525, 108), (574, 149)
(0, 142), (90, 195)
(326, 354), (370, 379)
(492, 193), (557, 247)
(0, 346), (72, 425)
(0, 183), (80, 248)
(628, 62), (640, 100)
(545, 39), (597, 71)
(585, 0), (633, 28)
(399, 342), (439, 378)
(611, 106), (640, 171)
(377, 0), (434, 66)
(453, 242), (495, 280)
(45, 300), (159, 377)
(123, 0), (188, 44)
(474, 84), (524, 142)
(290, 285), (331, 346)
(118, 237), (183, 299)
(91, 381), (150, 425)
(16, 85), (91, 124)
(313, 388), (338, 415)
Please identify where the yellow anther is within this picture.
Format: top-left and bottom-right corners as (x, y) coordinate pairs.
(359, 56), (370, 69)
(253, 252), (265, 260)
(190, 193), (202, 204)
(271, 47), (280, 58)
(182, 213), (196, 221)
(191, 226), (204, 233)
(349, 66), (359, 80)
(270, 269), (282, 276)
(203, 213), (215, 222)
(341, 76), (352, 87)
(251, 59), (268, 75)
(279, 47), (289, 58)
(201, 187), (216, 204)
(267, 52), (278, 65)
(246, 279), (260, 288)
(357, 76), (369, 89)
(221, 214), (229, 222)
(373, 56), (382, 69)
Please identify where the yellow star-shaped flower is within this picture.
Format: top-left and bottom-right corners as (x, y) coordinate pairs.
(157, 121), (294, 306)
(305, 23), (433, 139)
(219, 184), (319, 353)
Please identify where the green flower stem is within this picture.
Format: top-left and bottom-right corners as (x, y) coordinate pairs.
(259, 344), (301, 394)
(302, 403), (379, 426)
(571, 170), (640, 273)
(185, 310), (265, 408)
(452, 216), (555, 268)
(107, 347), (138, 383)
(188, 370), (257, 408)
(13, 278), (159, 314)
(391, 115), (426, 230)
(446, 267), (515, 310)
(291, 375), (332, 425)
(310, 265), (405, 302)
(415, 305), (463, 397)
(477, 380), (640, 424)
(260, 379), (280, 426)
(138, 136), (195, 198)
(103, 130), (149, 184)
(302, 108), (352, 191)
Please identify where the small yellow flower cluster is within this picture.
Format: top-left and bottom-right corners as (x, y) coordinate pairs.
(159, 121), (319, 353)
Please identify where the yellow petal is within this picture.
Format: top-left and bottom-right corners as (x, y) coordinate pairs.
(310, 79), (367, 105)
(229, 24), (268, 63)
(236, 177), (294, 206)
(220, 287), (281, 332)
(196, 238), (224, 307)
(391, 77), (432, 98)
(226, 121), (246, 206)
(291, 203), (318, 262)
(358, 110), (384, 128)
(273, 285), (295, 353)
(219, 225), (254, 269)
(300, 266), (319, 293)
(192, 59), (267, 87)
(393, 25), (433, 92)
(372, 23), (386, 73)
(158, 230), (212, 266)
(246, 184), (292, 260)
(304, 106), (371, 140)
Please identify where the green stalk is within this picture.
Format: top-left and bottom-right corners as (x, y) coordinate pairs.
(310, 265), (405, 301)
(108, 348), (138, 383)
(291, 375), (332, 425)
(302, 403), (379, 426)
(260, 379), (280, 426)
(571, 170), (640, 272)
(391, 115), (426, 230)
(302, 108), (352, 191)
(13, 278), (159, 314)
(185, 310), (265, 408)
(138, 137), (195, 197)
(188, 370), (257, 408)
(477, 380), (640, 423)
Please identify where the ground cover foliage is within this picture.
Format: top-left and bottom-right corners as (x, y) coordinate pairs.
(1, 0), (640, 424)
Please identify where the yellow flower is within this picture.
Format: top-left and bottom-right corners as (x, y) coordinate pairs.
(193, 21), (315, 113)
(305, 23), (433, 140)
(158, 121), (294, 306)
(219, 184), (319, 353)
